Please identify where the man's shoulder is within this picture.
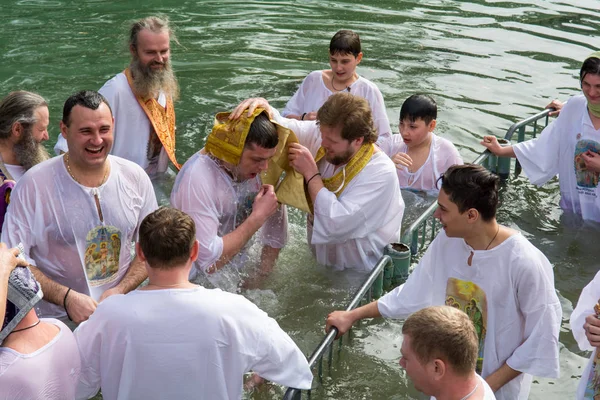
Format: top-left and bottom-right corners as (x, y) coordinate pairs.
(176, 152), (216, 183)
(559, 94), (587, 119)
(16, 157), (62, 188)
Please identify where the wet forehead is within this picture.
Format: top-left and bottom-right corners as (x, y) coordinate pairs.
(137, 29), (170, 50)
(69, 103), (112, 129)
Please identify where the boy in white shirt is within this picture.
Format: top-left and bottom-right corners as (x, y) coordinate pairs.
(281, 29), (391, 142)
(379, 94), (463, 193)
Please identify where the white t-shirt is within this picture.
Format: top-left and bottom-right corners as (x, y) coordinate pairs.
(1, 155), (158, 318)
(274, 112), (404, 271)
(431, 374), (496, 400)
(54, 73), (170, 176)
(281, 70), (392, 143)
(513, 94), (600, 221)
(570, 269), (600, 399)
(378, 230), (561, 400)
(74, 287), (312, 400)
(378, 133), (463, 192)
(0, 319), (81, 400)
(170, 152), (287, 280)
(2, 164), (26, 181)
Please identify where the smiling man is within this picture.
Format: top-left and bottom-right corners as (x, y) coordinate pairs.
(1, 90), (157, 326)
(325, 164), (561, 399)
(232, 92), (404, 272)
(55, 16), (180, 176)
(170, 110), (284, 288)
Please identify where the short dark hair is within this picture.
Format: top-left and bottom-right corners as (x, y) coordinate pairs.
(329, 30), (361, 57)
(439, 164), (499, 221)
(317, 92), (378, 144)
(402, 306), (478, 376)
(400, 94), (437, 125)
(62, 90), (112, 126)
(139, 207), (196, 269)
(580, 56), (600, 84)
(244, 112), (278, 149)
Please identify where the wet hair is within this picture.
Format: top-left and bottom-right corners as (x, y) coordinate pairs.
(329, 30), (361, 57)
(317, 92), (378, 144)
(129, 15), (176, 51)
(244, 112), (279, 149)
(438, 164), (499, 221)
(580, 56), (600, 84)
(0, 91), (47, 140)
(62, 90), (112, 127)
(400, 94), (437, 125)
(402, 306), (479, 376)
(139, 207), (196, 269)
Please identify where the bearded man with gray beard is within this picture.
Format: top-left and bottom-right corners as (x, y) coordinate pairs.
(0, 91), (50, 231)
(54, 15), (181, 177)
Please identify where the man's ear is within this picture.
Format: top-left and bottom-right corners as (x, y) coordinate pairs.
(11, 122), (23, 139)
(60, 121), (68, 139)
(432, 359), (446, 380)
(428, 119), (437, 132)
(356, 52), (363, 64)
(190, 240), (199, 262)
(466, 208), (480, 224)
(135, 242), (147, 263)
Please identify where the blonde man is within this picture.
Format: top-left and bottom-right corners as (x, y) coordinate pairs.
(401, 306), (495, 399)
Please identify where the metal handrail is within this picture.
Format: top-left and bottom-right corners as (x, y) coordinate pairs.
(282, 255), (393, 400)
(280, 108), (554, 399)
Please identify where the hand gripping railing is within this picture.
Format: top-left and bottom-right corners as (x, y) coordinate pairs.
(281, 108), (553, 399)
(282, 255), (393, 400)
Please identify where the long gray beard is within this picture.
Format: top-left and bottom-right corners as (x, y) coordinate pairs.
(13, 133), (50, 171)
(129, 58), (179, 101)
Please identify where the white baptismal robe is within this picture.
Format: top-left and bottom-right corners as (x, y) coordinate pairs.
(570, 269), (600, 399)
(274, 111), (404, 271)
(378, 231), (561, 400)
(54, 73), (170, 175)
(0, 319), (81, 400)
(170, 152), (287, 280)
(378, 133), (463, 192)
(1, 155), (158, 319)
(431, 374), (496, 400)
(514, 94), (600, 221)
(281, 70), (392, 143)
(74, 287), (313, 400)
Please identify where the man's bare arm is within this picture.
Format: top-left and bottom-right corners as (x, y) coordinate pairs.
(485, 362), (521, 393)
(29, 265), (70, 306)
(113, 255), (148, 293)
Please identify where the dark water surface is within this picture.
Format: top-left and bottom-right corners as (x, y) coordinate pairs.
(2, 0), (600, 398)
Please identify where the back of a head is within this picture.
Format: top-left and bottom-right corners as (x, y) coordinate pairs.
(139, 207), (196, 269)
(129, 15), (175, 50)
(580, 52), (600, 83)
(0, 91), (47, 140)
(402, 305), (478, 376)
(317, 92), (378, 144)
(329, 30), (361, 57)
(244, 112), (279, 150)
(400, 94), (437, 125)
(439, 164), (499, 221)
(62, 90), (112, 127)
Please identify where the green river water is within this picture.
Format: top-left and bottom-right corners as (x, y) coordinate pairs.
(2, 0), (600, 398)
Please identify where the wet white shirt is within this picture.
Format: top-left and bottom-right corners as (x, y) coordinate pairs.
(431, 374), (496, 400)
(274, 111), (404, 272)
(570, 269), (600, 399)
(378, 231), (561, 400)
(514, 94), (600, 221)
(74, 287), (312, 400)
(2, 164), (26, 181)
(54, 73), (170, 176)
(0, 319), (81, 400)
(1, 155), (158, 318)
(281, 70), (392, 143)
(170, 152), (287, 283)
(378, 133), (463, 192)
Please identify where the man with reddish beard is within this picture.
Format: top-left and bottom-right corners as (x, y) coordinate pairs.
(232, 93), (404, 272)
(2, 90), (157, 326)
(55, 15), (180, 176)
(0, 91), (50, 230)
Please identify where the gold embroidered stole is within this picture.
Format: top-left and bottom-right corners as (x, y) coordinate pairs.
(314, 143), (374, 197)
(123, 68), (180, 169)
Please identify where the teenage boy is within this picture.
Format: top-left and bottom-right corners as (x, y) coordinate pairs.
(281, 29), (391, 142)
(379, 94), (463, 192)
(325, 164), (561, 400)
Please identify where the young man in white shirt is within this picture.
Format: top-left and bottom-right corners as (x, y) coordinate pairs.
(74, 207), (312, 400)
(325, 164), (561, 399)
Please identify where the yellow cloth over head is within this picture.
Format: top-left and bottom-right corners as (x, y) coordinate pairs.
(206, 108), (311, 213)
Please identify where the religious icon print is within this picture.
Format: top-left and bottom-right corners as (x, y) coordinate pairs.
(84, 225), (122, 287)
(574, 139), (600, 189)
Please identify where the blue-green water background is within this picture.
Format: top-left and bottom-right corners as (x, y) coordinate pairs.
(2, 0), (600, 398)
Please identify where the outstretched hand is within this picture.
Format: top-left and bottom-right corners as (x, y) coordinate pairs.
(480, 136), (503, 155)
(325, 310), (354, 340)
(545, 99), (563, 117)
(229, 98), (272, 120)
